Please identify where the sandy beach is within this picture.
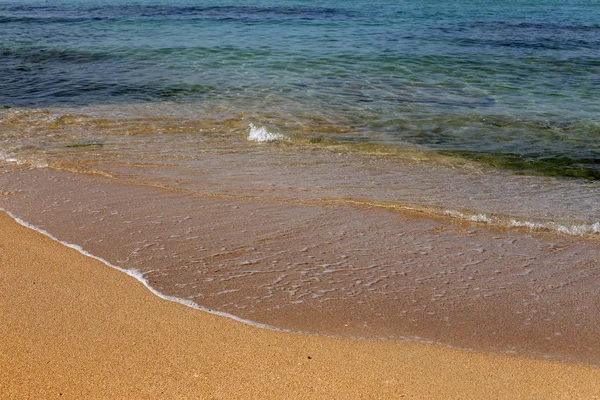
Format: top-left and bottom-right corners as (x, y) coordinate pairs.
(1, 211), (599, 399)
(2, 0), (600, 398)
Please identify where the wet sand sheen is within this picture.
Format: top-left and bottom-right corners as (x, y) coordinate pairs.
(1, 166), (599, 365)
(1, 211), (599, 399)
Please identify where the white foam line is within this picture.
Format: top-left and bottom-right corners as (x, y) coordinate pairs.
(444, 209), (599, 237)
(0, 208), (289, 334)
(5, 208), (598, 366)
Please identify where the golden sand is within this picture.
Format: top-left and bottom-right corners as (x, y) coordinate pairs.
(0, 212), (598, 399)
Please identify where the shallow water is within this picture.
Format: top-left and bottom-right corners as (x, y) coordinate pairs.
(2, 0), (600, 177)
(1, 122), (599, 365)
(1, 0), (599, 365)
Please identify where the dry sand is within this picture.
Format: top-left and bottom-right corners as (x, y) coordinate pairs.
(1, 211), (598, 399)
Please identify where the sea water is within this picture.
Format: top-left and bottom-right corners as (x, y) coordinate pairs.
(2, 0), (600, 178)
(1, 0), (599, 365)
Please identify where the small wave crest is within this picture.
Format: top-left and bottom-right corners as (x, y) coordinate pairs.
(247, 123), (286, 142)
(444, 209), (600, 237)
(0, 151), (48, 169)
(0, 151), (20, 165)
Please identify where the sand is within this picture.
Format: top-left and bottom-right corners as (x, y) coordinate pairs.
(1, 211), (598, 399)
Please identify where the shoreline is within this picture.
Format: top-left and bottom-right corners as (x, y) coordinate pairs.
(3, 205), (599, 368)
(2, 167), (600, 366)
(1, 211), (599, 399)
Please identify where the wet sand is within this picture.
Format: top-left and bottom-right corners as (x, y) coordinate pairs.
(2, 167), (600, 365)
(1, 211), (599, 399)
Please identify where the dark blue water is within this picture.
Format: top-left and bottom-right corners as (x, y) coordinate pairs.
(1, 0), (600, 178)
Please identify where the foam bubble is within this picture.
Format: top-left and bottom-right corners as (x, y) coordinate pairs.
(0, 151), (23, 165)
(445, 209), (599, 237)
(555, 221), (600, 236)
(247, 123), (286, 142)
(445, 210), (492, 223)
(0, 152), (48, 168)
(469, 214), (493, 223)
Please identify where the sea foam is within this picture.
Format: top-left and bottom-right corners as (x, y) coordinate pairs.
(247, 124), (286, 142)
(0, 208), (286, 333)
(0, 151), (22, 165)
(0, 151), (48, 168)
(444, 209), (600, 237)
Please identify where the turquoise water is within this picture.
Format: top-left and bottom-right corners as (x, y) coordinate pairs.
(1, 0), (600, 178)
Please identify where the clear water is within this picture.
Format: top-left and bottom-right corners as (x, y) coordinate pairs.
(1, 0), (599, 178)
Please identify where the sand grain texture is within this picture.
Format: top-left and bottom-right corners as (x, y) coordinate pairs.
(0, 212), (599, 399)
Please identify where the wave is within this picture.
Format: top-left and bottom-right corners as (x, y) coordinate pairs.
(443, 209), (600, 237)
(0, 208), (291, 333)
(0, 4), (358, 23)
(0, 150), (48, 168)
(317, 198), (600, 239)
(247, 124), (287, 142)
